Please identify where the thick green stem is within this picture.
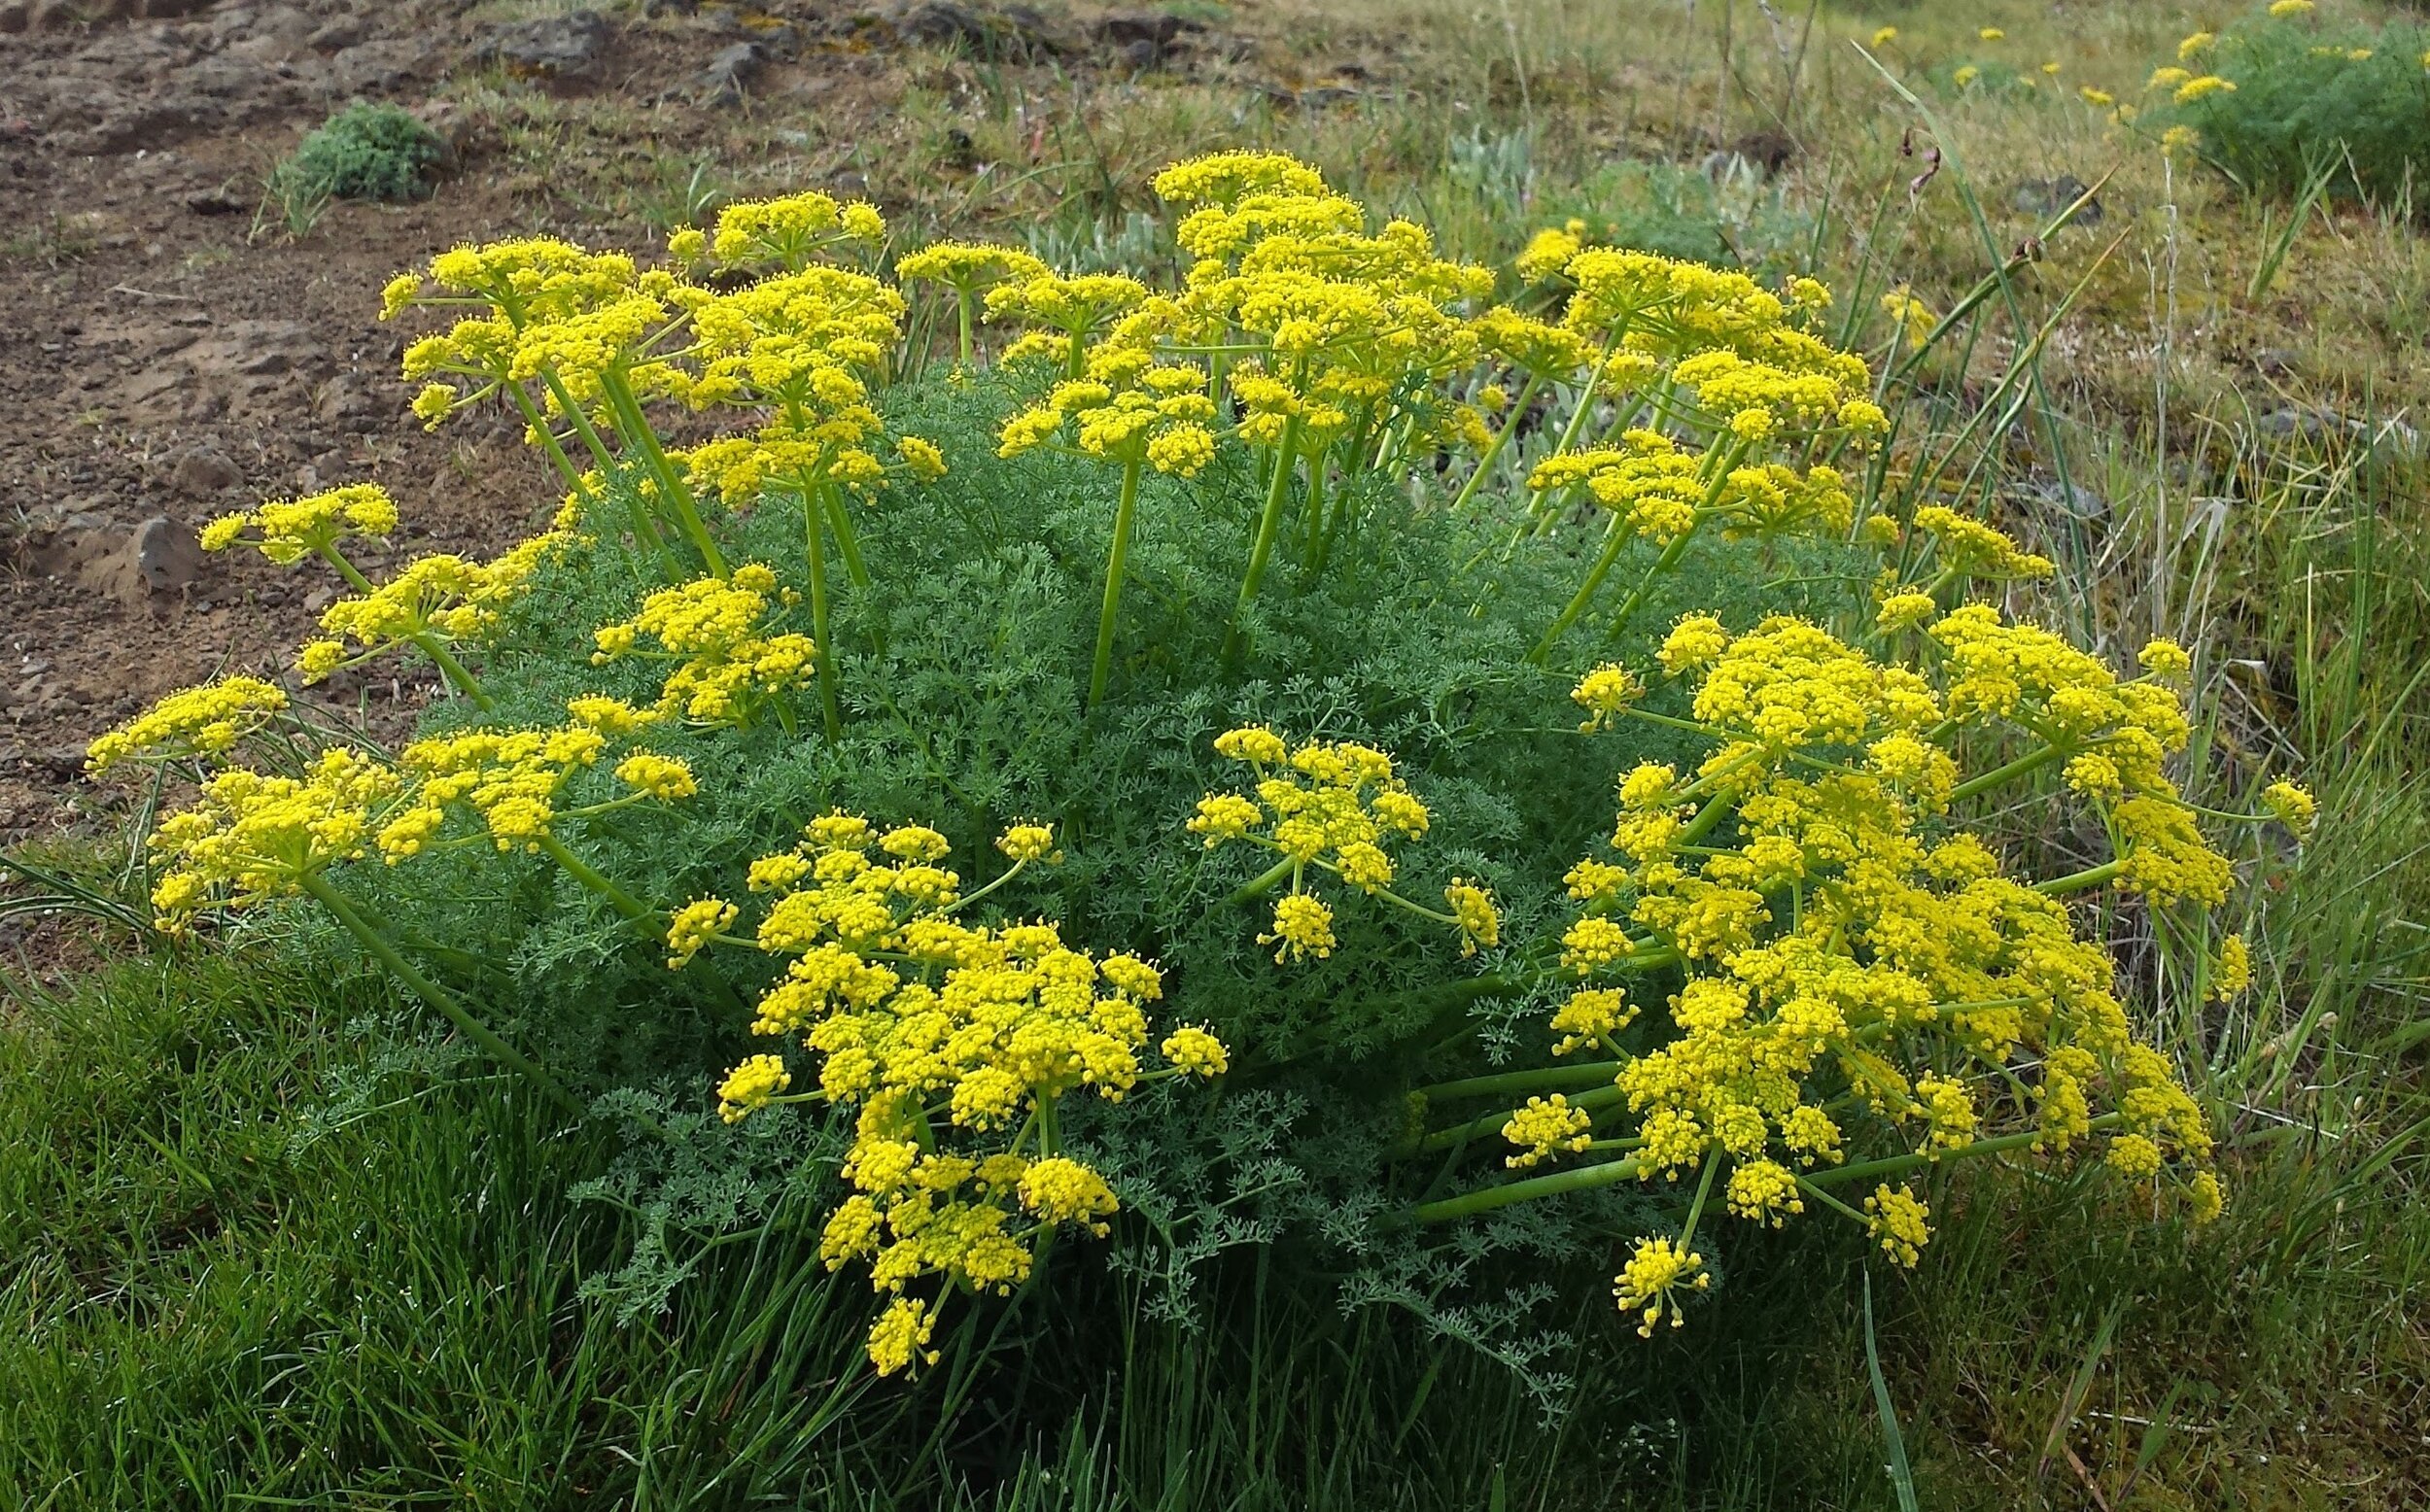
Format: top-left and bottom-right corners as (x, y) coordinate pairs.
(820, 483), (871, 589)
(301, 874), (586, 1119)
(1448, 371), (1548, 513)
(1223, 417), (1304, 667)
(1225, 853), (1300, 909)
(1409, 1151), (1647, 1224)
(1410, 1083), (1630, 1155)
(803, 489), (845, 743)
(1950, 740), (2069, 804)
(1802, 1113), (2125, 1192)
(2036, 858), (2127, 897)
(1414, 1060), (1628, 1103)
(1552, 342), (1617, 457)
(412, 637), (495, 711)
(1298, 447), (1329, 570)
(505, 379), (592, 499)
(315, 546), (494, 709)
(1531, 510), (1632, 664)
(1599, 524), (1702, 648)
(1677, 1144), (1720, 1249)
(600, 370), (726, 578)
(1088, 458), (1144, 710)
(538, 371), (671, 564)
(955, 290), (976, 367)
(536, 834), (655, 923)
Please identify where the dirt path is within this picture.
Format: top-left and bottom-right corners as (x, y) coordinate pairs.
(1, 0), (1309, 846)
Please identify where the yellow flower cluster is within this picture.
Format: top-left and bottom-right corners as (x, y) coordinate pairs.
(1530, 603), (2253, 1330)
(388, 238), (677, 425)
(300, 532), (569, 685)
(997, 368), (1220, 478)
(591, 566), (817, 726)
(378, 720), (694, 856)
(677, 264), (933, 504)
(696, 190), (886, 272)
(148, 748), (400, 929)
(1189, 726), (1501, 961)
(199, 484), (399, 565)
(712, 814), (1227, 1372)
(87, 676), (289, 773)
(1502, 1094), (1594, 1168)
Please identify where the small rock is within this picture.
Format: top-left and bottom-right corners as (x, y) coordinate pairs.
(311, 372), (382, 430)
(77, 516), (206, 604)
(887, 0), (1055, 56)
(2010, 174), (2103, 226)
(2250, 348), (2300, 379)
(1094, 9), (1198, 60)
(186, 186), (246, 215)
(2256, 408), (2337, 442)
(477, 10), (614, 83)
(696, 40), (766, 102)
(304, 17), (363, 52)
(1728, 129), (1796, 179)
(2028, 477), (2108, 523)
(168, 446), (241, 497)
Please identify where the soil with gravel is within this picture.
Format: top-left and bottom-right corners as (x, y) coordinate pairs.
(0, 0), (1296, 865)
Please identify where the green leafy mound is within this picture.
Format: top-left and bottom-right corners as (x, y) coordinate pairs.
(2162, 13), (2430, 206)
(279, 102), (446, 204)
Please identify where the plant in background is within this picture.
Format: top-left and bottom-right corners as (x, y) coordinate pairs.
(2136, 8), (2430, 205)
(85, 151), (2314, 1390)
(260, 103), (446, 237)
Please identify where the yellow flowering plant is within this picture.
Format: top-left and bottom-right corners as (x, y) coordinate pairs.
(82, 151), (2315, 1389)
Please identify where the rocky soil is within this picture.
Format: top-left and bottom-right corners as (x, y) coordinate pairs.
(0, 0), (1303, 852)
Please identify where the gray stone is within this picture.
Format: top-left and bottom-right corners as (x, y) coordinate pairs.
(478, 11), (615, 83)
(168, 446), (241, 497)
(696, 40), (766, 102)
(2256, 407), (2338, 442)
(2010, 174), (2103, 226)
(75, 515), (205, 603)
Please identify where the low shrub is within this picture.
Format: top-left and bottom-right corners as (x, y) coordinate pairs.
(85, 152), (2308, 1391)
(2141, 4), (2430, 205)
(276, 101), (446, 205)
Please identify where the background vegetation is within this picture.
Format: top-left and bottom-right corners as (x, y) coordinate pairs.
(6, 0), (2428, 1506)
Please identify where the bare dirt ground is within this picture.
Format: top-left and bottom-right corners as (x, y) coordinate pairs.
(0, 0), (1343, 847)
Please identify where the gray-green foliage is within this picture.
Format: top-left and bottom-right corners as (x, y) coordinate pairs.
(277, 101), (446, 205)
(2164, 15), (2430, 208)
(323, 370), (1850, 1383)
